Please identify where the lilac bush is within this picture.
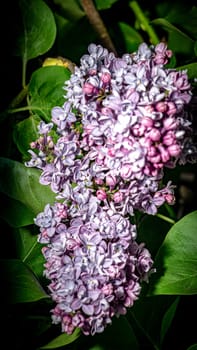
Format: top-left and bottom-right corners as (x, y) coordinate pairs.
(25, 42), (195, 336)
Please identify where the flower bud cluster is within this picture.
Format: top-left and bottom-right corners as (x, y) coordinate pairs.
(25, 42), (195, 335)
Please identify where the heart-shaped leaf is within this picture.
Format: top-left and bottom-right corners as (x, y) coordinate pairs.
(15, 0), (56, 61)
(40, 328), (81, 349)
(118, 22), (143, 52)
(13, 115), (41, 159)
(160, 296), (180, 344)
(151, 18), (194, 56)
(14, 226), (45, 279)
(0, 194), (34, 227)
(28, 66), (71, 121)
(1, 259), (49, 303)
(0, 157), (55, 216)
(148, 211), (197, 295)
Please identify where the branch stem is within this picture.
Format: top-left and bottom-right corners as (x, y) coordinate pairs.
(129, 1), (159, 45)
(156, 213), (176, 225)
(81, 0), (117, 55)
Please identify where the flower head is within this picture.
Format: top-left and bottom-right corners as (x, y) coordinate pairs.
(25, 42), (196, 217)
(25, 41), (196, 336)
(36, 202), (153, 335)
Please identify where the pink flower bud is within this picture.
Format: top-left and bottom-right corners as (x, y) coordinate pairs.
(108, 148), (116, 157)
(148, 154), (161, 163)
(155, 101), (167, 113)
(141, 116), (153, 128)
(154, 55), (166, 65)
(153, 162), (163, 169)
(149, 128), (161, 141)
(113, 191), (123, 203)
(94, 178), (104, 185)
(168, 144), (181, 157)
(96, 189), (107, 200)
(102, 283), (113, 296)
(158, 145), (170, 162)
(167, 102), (177, 116)
(151, 168), (159, 177)
(132, 124), (145, 136)
(148, 146), (157, 157)
(165, 193), (175, 205)
(100, 71), (111, 84)
(144, 165), (151, 176)
(30, 141), (37, 149)
(83, 82), (96, 95)
(163, 131), (175, 146)
(166, 49), (172, 58)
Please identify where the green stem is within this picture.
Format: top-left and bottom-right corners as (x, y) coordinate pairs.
(7, 105), (49, 121)
(9, 86), (28, 109)
(156, 213), (176, 225)
(129, 1), (159, 45)
(7, 106), (32, 114)
(22, 57), (27, 88)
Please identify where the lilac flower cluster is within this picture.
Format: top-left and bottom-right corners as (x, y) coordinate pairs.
(27, 42), (195, 216)
(35, 202), (152, 335)
(25, 42), (195, 335)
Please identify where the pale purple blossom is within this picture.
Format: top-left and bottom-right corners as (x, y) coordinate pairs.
(36, 203), (153, 335)
(25, 42), (197, 336)
(26, 41), (196, 216)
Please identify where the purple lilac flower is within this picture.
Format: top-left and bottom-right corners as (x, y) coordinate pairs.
(25, 42), (196, 216)
(25, 42), (196, 335)
(35, 202), (153, 335)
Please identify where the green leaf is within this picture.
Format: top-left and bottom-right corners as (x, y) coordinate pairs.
(165, 5), (197, 40)
(194, 41), (197, 56)
(130, 295), (178, 348)
(176, 63), (197, 80)
(160, 296), (180, 344)
(40, 328), (81, 349)
(187, 345), (197, 350)
(118, 22), (143, 52)
(95, 0), (118, 10)
(13, 115), (41, 159)
(151, 18), (194, 55)
(52, 0), (85, 21)
(0, 194), (34, 227)
(105, 315), (139, 349)
(0, 259), (49, 303)
(137, 213), (172, 258)
(14, 227), (45, 279)
(90, 316), (139, 350)
(0, 157), (56, 216)
(16, 0), (56, 60)
(148, 211), (197, 295)
(28, 66), (71, 121)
